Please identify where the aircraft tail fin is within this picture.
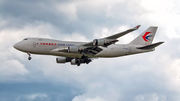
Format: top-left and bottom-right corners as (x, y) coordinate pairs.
(129, 26), (158, 45)
(136, 42), (164, 50)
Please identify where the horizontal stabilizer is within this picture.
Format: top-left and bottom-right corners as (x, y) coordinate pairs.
(137, 42), (164, 50)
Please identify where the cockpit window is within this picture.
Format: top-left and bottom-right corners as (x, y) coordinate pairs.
(23, 38), (28, 40)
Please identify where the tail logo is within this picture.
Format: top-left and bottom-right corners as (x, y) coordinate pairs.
(142, 32), (153, 42)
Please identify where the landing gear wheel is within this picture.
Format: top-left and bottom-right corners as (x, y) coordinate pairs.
(28, 57), (32, 60)
(27, 52), (32, 60)
(77, 63), (80, 66)
(76, 59), (81, 66)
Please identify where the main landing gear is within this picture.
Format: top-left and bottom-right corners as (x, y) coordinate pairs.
(27, 53), (32, 60)
(76, 55), (92, 66)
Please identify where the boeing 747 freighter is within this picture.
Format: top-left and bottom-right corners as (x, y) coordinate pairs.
(14, 25), (164, 66)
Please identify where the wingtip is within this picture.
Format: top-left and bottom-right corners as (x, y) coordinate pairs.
(159, 41), (165, 44)
(133, 25), (141, 30)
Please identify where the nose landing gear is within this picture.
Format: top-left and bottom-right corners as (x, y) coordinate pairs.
(28, 57), (32, 60)
(27, 53), (32, 60)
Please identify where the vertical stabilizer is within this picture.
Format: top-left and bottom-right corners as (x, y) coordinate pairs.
(129, 26), (158, 45)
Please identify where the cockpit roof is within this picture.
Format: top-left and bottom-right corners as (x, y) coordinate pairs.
(23, 38), (28, 40)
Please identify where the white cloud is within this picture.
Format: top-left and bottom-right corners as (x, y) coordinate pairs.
(56, 2), (78, 20)
(139, 0), (180, 39)
(134, 93), (167, 101)
(63, 32), (89, 42)
(0, 59), (28, 82)
(140, 0), (175, 13)
(73, 96), (108, 101)
(0, 22), (58, 82)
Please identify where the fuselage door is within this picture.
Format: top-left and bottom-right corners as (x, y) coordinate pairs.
(129, 47), (132, 53)
(33, 42), (36, 48)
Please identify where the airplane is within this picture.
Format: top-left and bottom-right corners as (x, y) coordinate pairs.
(13, 25), (164, 66)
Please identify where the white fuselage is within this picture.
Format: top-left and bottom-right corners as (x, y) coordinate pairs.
(14, 38), (154, 58)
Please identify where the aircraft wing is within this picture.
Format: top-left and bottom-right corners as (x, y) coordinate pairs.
(51, 46), (103, 56)
(83, 25), (140, 47)
(81, 46), (103, 56)
(105, 25), (141, 39)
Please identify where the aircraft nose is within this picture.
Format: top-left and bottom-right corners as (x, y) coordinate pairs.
(13, 43), (22, 50)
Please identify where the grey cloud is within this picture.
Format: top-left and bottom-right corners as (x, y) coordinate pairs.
(0, 0), (143, 38)
(0, 83), (82, 101)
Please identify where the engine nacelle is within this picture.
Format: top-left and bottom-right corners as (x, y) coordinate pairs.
(93, 39), (110, 46)
(68, 46), (79, 53)
(56, 57), (71, 63)
(71, 59), (77, 65)
(93, 39), (104, 46)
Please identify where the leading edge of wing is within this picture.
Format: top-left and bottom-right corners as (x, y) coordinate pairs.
(83, 25), (140, 46)
(105, 25), (141, 39)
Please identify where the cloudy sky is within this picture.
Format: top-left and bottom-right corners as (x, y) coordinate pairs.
(0, 0), (180, 101)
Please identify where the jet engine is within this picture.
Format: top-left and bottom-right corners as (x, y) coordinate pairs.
(93, 39), (110, 46)
(68, 46), (79, 53)
(56, 57), (71, 63)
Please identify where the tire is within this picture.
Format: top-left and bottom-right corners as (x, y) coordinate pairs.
(28, 57), (32, 60)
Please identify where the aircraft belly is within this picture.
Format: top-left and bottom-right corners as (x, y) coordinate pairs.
(56, 52), (82, 58)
